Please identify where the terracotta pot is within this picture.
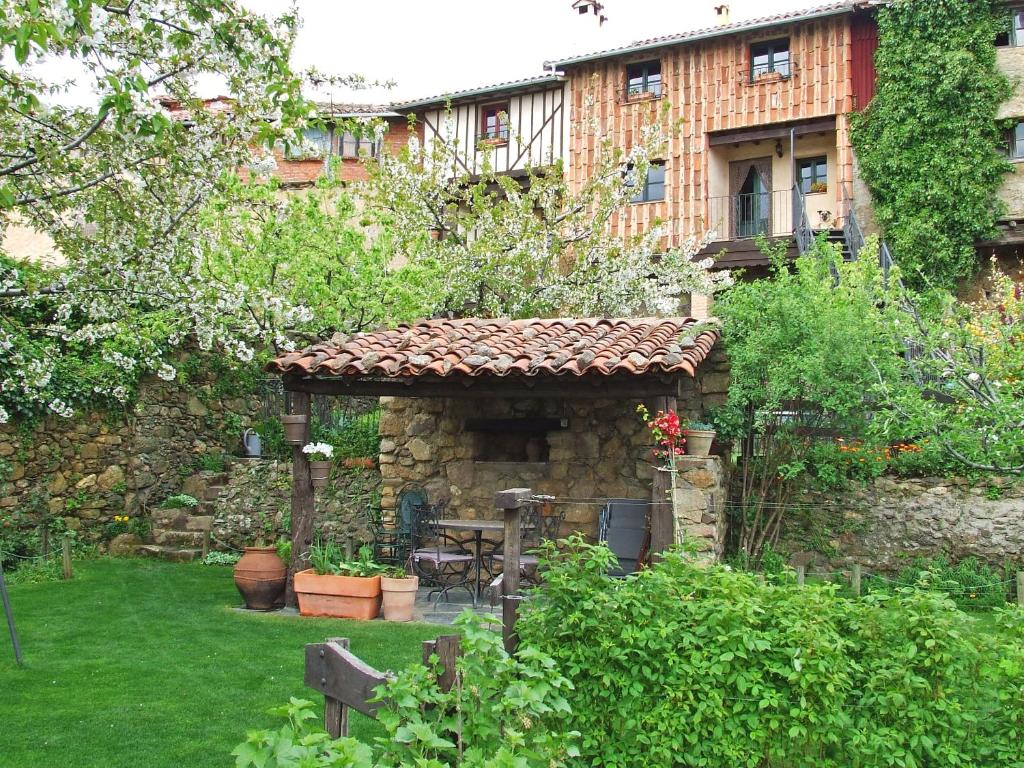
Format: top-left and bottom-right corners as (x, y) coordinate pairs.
(309, 460), (331, 488)
(233, 546), (287, 610)
(686, 430), (716, 457)
(280, 414), (308, 445)
(293, 569), (382, 619)
(343, 457), (376, 469)
(381, 575), (419, 622)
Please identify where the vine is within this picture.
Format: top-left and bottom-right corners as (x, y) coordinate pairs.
(850, 0), (1012, 289)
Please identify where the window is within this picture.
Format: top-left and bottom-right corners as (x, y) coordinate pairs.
(286, 126), (330, 159)
(1008, 122), (1024, 159)
(479, 103), (510, 143)
(339, 131), (377, 159)
(630, 161), (666, 203)
(996, 10), (1024, 46)
(797, 156), (828, 194)
(625, 60), (662, 98)
(750, 38), (791, 80)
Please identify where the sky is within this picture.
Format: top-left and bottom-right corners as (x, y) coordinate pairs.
(240, 0), (823, 105)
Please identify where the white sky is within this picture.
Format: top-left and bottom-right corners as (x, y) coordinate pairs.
(242, 0), (822, 105)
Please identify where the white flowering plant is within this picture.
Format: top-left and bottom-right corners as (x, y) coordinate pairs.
(301, 442), (335, 462)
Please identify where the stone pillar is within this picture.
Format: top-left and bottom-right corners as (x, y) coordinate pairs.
(671, 455), (727, 559)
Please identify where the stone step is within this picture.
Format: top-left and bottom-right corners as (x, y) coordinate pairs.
(151, 528), (207, 547)
(151, 509), (189, 529)
(138, 544), (201, 563)
(204, 485), (225, 502)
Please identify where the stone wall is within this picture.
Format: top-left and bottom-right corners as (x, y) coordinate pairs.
(378, 353), (730, 544)
(208, 459), (379, 549)
(0, 377), (260, 537)
(778, 475), (1024, 572)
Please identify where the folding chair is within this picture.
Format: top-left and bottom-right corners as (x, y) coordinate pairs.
(598, 498), (649, 576)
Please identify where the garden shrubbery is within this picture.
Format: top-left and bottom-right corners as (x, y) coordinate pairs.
(516, 538), (1024, 768)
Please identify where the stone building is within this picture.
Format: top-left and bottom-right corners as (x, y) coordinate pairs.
(267, 317), (731, 558)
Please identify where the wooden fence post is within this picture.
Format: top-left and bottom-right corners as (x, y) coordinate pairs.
(496, 488), (531, 654)
(201, 529), (211, 560)
(1017, 572), (1024, 609)
(0, 551), (23, 665)
(422, 635), (461, 692)
(287, 391), (313, 608)
(796, 564), (805, 586)
(323, 637), (349, 738)
(61, 535), (72, 580)
(852, 563), (862, 597)
(649, 395), (677, 558)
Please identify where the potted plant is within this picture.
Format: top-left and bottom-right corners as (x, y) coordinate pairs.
(809, 181), (828, 194)
(280, 413), (308, 445)
(234, 514), (287, 611)
(302, 442), (334, 488)
(381, 566), (419, 622)
(293, 541), (387, 619)
(685, 421), (717, 457)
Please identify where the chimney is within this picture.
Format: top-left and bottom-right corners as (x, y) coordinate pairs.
(714, 4), (731, 25)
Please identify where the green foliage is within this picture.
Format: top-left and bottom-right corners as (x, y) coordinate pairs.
(160, 493), (199, 509)
(864, 554), (1010, 610)
(196, 452), (228, 473)
(102, 514), (150, 541)
(516, 537), (1024, 767)
(201, 551), (241, 566)
(714, 239), (900, 557)
(312, 409), (380, 460)
(274, 538), (291, 564)
(850, 0), (1012, 288)
(307, 540), (387, 577)
(234, 613), (579, 767)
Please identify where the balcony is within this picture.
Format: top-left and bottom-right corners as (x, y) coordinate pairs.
(706, 190), (795, 241)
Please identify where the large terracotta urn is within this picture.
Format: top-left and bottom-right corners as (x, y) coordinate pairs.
(233, 546), (287, 610)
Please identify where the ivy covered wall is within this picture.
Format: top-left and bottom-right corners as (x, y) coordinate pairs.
(851, 0), (1012, 288)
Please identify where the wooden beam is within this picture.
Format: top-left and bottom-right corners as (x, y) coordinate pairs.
(649, 396), (676, 558)
(281, 373), (683, 400)
(708, 117), (836, 146)
(287, 391), (313, 609)
(304, 638), (391, 720)
(497, 488), (532, 653)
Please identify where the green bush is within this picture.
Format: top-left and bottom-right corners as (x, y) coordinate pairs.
(313, 409), (381, 460)
(234, 613), (579, 767)
(516, 537), (1024, 767)
(864, 554), (1009, 610)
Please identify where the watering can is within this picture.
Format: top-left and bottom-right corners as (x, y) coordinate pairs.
(242, 428), (262, 458)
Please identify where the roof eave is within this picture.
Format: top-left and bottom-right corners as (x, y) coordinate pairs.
(546, 4), (858, 69)
(393, 75), (565, 111)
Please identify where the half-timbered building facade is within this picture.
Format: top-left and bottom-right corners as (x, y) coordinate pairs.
(395, 75), (569, 180)
(548, 1), (879, 270)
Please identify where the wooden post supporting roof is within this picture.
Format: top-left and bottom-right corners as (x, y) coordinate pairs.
(649, 395), (677, 557)
(287, 391), (313, 609)
(496, 487), (532, 653)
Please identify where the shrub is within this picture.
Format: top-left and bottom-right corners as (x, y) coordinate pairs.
(159, 494), (199, 509)
(863, 554), (1009, 610)
(233, 613), (579, 767)
(101, 515), (150, 541)
(516, 537), (1024, 767)
(201, 551), (241, 566)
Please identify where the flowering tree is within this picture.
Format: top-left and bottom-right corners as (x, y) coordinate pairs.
(0, 0), (319, 423)
(363, 114), (731, 319)
(876, 262), (1024, 474)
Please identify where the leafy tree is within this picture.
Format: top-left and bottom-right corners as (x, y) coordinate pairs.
(364, 113), (732, 318)
(875, 261), (1024, 474)
(0, 0), (317, 423)
(850, 0), (1012, 289)
(713, 238), (901, 559)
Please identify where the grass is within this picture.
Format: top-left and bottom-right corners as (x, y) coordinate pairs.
(0, 558), (444, 768)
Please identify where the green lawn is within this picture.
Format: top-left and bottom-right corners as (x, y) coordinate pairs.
(0, 558), (442, 768)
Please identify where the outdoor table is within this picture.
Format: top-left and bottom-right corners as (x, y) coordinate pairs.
(436, 519), (505, 606)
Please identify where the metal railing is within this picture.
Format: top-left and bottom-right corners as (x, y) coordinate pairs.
(791, 185), (816, 255)
(706, 190), (794, 241)
(621, 82), (663, 102)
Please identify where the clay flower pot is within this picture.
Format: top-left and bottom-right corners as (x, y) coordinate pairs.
(381, 575), (419, 622)
(309, 460), (331, 488)
(280, 414), (308, 445)
(233, 546), (287, 610)
(686, 430), (716, 457)
(293, 569), (382, 620)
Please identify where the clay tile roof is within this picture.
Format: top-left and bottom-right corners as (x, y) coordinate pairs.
(266, 318), (719, 380)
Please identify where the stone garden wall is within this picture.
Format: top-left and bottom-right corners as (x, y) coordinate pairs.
(779, 475), (1024, 571)
(0, 377), (260, 537)
(208, 459), (378, 549)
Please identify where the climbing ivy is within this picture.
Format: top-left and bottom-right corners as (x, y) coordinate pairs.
(850, 0), (1012, 289)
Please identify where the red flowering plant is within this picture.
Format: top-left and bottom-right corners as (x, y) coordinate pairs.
(637, 404), (685, 471)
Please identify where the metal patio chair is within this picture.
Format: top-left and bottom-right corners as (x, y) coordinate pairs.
(598, 498), (649, 577)
(409, 502), (475, 603)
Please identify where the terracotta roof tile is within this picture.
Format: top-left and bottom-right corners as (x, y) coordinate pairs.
(266, 318), (718, 381)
